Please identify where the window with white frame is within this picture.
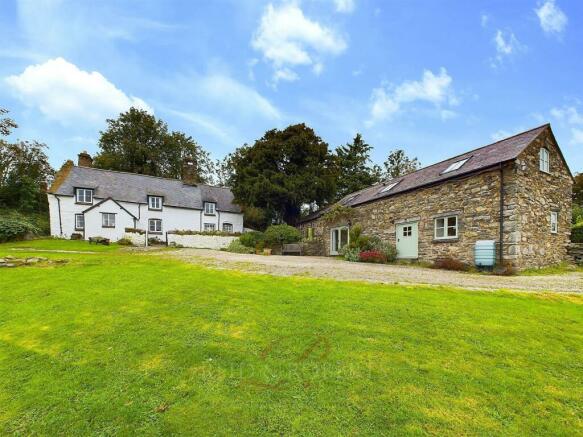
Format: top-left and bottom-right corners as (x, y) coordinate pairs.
(149, 218), (162, 233)
(204, 202), (216, 215)
(102, 213), (115, 228)
(148, 196), (163, 210)
(442, 158), (469, 174)
(550, 211), (558, 234)
(434, 215), (458, 239)
(75, 214), (84, 230)
(204, 223), (216, 232)
(222, 222), (233, 233)
(539, 148), (550, 173)
(75, 188), (93, 204)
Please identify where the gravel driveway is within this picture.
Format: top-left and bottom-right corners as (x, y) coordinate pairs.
(167, 249), (582, 294)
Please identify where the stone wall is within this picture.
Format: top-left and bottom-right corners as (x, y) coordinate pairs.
(299, 128), (573, 269)
(300, 167), (511, 266)
(507, 130), (573, 268)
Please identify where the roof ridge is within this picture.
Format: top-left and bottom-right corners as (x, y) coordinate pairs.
(73, 166), (229, 189)
(379, 123), (549, 185)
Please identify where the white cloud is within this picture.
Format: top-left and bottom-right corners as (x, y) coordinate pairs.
(491, 30), (524, 67)
(535, 0), (567, 35)
(273, 68), (300, 84)
(481, 13), (489, 28)
(5, 57), (151, 126)
(251, 2), (347, 82)
(367, 68), (457, 125)
(167, 109), (237, 145)
(334, 0), (355, 14)
(196, 73), (281, 120)
(550, 104), (583, 146)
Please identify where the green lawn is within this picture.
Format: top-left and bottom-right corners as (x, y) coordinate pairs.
(1, 240), (582, 435)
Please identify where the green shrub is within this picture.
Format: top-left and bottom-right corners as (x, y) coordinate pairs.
(117, 238), (133, 246)
(0, 211), (41, 242)
(572, 204), (583, 225)
(340, 246), (360, 262)
(226, 239), (255, 254)
(572, 223), (583, 243)
(347, 224), (373, 251)
(264, 224), (301, 247)
(371, 238), (397, 263)
(239, 231), (265, 248)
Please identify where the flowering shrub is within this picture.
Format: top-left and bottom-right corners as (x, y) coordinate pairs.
(340, 246), (360, 262)
(358, 250), (387, 264)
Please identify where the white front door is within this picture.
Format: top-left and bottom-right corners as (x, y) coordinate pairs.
(330, 226), (349, 255)
(396, 222), (418, 259)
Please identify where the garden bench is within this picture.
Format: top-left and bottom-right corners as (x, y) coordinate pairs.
(282, 243), (302, 256)
(88, 237), (110, 245)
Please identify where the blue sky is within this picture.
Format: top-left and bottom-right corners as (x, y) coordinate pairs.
(1, 0), (582, 173)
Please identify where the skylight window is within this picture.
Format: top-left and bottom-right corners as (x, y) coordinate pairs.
(379, 182), (399, 194)
(442, 158), (469, 174)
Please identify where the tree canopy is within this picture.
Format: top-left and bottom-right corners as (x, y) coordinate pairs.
(334, 134), (382, 200)
(0, 108), (17, 137)
(383, 149), (421, 180)
(229, 124), (337, 227)
(0, 140), (54, 212)
(93, 108), (213, 182)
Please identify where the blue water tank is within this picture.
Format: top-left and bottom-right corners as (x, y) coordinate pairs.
(475, 240), (497, 267)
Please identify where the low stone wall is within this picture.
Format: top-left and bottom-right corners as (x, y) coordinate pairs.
(568, 243), (583, 264)
(167, 233), (237, 250)
(123, 231), (147, 246)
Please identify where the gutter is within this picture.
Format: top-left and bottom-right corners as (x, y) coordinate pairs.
(499, 163), (504, 265)
(55, 194), (63, 236)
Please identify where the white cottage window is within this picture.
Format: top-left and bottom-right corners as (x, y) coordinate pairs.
(148, 196), (163, 210)
(102, 213), (115, 228)
(75, 188), (93, 204)
(435, 216), (458, 239)
(222, 223), (233, 233)
(539, 148), (550, 173)
(75, 214), (84, 230)
(149, 218), (162, 233)
(204, 223), (216, 232)
(204, 202), (216, 215)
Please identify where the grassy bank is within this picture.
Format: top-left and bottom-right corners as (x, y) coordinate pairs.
(0, 240), (581, 435)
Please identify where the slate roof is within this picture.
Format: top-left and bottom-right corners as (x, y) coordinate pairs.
(301, 124), (552, 223)
(49, 166), (242, 213)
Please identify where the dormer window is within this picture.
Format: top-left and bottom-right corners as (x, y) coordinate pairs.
(75, 188), (93, 204)
(442, 158), (469, 174)
(204, 202), (216, 215)
(148, 196), (163, 210)
(379, 181), (399, 194)
(539, 148), (550, 173)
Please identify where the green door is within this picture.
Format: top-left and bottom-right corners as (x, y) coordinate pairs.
(396, 222), (418, 259)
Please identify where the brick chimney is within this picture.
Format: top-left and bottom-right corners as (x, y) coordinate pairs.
(78, 151), (93, 167)
(182, 157), (200, 185)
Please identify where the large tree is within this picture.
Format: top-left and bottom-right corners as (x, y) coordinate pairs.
(334, 133), (382, 200)
(383, 149), (421, 180)
(94, 107), (213, 182)
(0, 107), (17, 137)
(573, 173), (583, 224)
(229, 124), (337, 227)
(0, 140), (54, 212)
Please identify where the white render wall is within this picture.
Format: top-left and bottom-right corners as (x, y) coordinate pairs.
(48, 194), (244, 241)
(167, 234), (238, 249)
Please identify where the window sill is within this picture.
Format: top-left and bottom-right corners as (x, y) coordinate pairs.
(75, 228), (84, 231)
(433, 237), (459, 243)
(76, 202), (93, 205)
(204, 213), (216, 216)
(148, 208), (163, 211)
(148, 231), (163, 235)
(102, 226), (115, 229)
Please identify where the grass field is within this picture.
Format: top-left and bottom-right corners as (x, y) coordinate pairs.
(0, 240), (582, 435)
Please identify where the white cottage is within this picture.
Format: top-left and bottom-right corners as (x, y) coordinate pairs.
(47, 153), (244, 241)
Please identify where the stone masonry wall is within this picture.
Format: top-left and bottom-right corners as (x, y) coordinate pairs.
(299, 129), (573, 270)
(300, 167), (514, 266)
(508, 129), (573, 268)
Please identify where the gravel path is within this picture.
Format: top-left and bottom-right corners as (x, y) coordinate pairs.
(167, 249), (583, 294)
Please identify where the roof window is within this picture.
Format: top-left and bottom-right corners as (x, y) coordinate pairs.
(378, 181), (399, 194)
(442, 158), (469, 174)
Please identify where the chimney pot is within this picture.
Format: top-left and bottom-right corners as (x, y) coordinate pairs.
(78, 151), (93, 167)
(182, 157), (200, 185)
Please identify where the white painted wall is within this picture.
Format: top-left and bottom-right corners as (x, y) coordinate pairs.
(48, 194), (244, 241)
(83, 198), (136, 241)
(167, 234), (238, 249)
